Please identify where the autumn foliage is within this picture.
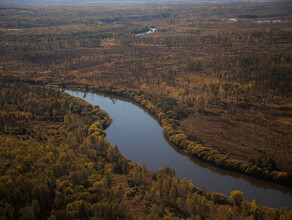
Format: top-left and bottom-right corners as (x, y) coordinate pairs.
(0, 81), (291, 219)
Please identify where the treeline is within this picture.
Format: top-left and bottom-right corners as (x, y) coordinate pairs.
(1, 80), (291, 219)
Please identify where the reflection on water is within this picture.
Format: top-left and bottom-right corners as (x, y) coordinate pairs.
(65, 89), (292, 209)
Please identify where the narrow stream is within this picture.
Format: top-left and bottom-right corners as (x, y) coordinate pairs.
(65, 89), (292, 209)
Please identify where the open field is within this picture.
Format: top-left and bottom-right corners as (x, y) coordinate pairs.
(0, 1), (291, 181)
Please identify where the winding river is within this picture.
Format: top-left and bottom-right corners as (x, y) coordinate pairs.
(65, 89), (292, 209)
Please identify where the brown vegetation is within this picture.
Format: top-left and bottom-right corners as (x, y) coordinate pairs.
(0, 1), (291, 184)
(0, 81), (291, 219)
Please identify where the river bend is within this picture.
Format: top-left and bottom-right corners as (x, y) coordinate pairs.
(65, 89), (292, 209)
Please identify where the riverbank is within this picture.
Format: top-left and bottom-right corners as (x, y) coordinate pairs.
(1, 82), (291, 219)
(4, 76), (291, 187)
(66, 87), (292, 209)
(58, 83), (291, 188)
(8, 74), (290, 187)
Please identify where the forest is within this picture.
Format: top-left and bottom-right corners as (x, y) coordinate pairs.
(0, 0), (291, 218)
(0, 80), (291, 219)
(0, 1), (291, 185)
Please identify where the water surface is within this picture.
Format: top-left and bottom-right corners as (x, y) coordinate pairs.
(136, 28), (157, 36)
(65, 89), (292, 209)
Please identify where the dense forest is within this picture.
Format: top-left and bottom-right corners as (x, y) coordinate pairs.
(0, 80), (291, 219)
(0, 1), (291, 185)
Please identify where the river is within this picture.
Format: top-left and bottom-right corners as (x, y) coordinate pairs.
(65, 89), (292, 209)
(136, 28), (157, 36)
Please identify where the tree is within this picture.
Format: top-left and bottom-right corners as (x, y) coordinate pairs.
(230, 190), (243, 207)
